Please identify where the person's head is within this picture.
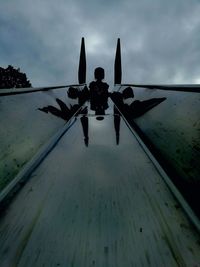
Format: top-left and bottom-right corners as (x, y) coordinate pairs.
(67, 87), (79, 99)
(122, 87), (134, 99)
(94, 67), (105, 81)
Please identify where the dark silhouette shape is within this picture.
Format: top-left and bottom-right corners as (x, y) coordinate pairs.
(39, 85), (89, 121)
(111, 91), (124, 106)
(129, 98), (166, 117)
(80, 116), (89, 146)
(67, 87), (79, 99)
(89, 67), (109, 120)
(79, 85), (90, 105)
(111, 87), (166, 119)
(37, 86), (121, 147)
(114, 107), (121, 145)
(114, 38), (122, 84)
(94, 67), (105, 80)
(0, 65), (32, 89)
(39, 105), (68, 120)
(67, 86), (89, 105)
(78, 37), (86, 84)
(38, 98), (80, 121)
(56, 98), (71, 115)
(122, 86), (134, 99)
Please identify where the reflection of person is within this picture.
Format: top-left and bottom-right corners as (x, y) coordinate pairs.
(38, 86), (89, 121)
(38, 98), (80, 121)
(114, 110), (121, 145)
(111, 87), (166, 119)
(80, 116), (89, 147)
(89, 67), (109, 119)
(67, 86), (89, 105)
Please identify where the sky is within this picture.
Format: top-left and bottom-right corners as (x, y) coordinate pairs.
(1, 0), (200, 87)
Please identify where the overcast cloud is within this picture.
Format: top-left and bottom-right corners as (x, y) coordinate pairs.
(1, 0), (200, 87)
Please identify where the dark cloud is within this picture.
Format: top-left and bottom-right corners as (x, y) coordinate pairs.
(1, 0), (200, 87)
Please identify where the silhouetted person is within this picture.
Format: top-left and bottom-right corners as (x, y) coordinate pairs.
(89, 67), (109, 108)
(89, 67), (109, 119)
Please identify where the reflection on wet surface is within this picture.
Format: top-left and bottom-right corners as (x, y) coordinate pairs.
(38, 86), (89, 121)
(114, 113), (121, 145)
(111, 87), (166, 119)
(2, 82), (200, 266)
(117, 86), (200, 218)
(80, 116), (89, 146)
(38, 86), (166, 147)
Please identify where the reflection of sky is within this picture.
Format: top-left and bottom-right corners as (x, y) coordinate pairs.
(87, 98), (113, 131)
(118, 86), (200, 148)
(133, 88), (200, 138)
(1, 1), (200, 87)
(0, 90), (66, 190)
(133, 88), (200, 181)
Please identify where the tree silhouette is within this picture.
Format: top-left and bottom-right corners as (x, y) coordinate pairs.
(0, 65), (32, 89)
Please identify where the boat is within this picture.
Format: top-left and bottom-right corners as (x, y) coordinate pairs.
(0, 38), (200, 267)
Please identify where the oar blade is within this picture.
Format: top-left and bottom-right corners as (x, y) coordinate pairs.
(114, 38), (122, 85)
(78, 37), (86, 84)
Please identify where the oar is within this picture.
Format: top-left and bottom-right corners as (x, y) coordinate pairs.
(114, 38), (122, 85)
(78, 37), (86, 84)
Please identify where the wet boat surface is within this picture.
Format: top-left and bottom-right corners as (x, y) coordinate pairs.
(0, 101), (200, 267)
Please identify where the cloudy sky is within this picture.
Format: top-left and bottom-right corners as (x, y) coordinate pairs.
(1, 0), (200, 87)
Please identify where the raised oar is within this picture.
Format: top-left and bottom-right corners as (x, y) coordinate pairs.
(114, 38), (122, 85)
(78, 37), (86, 84)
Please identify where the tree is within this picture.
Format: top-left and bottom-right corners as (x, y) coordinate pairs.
(0, 65), (32, 89)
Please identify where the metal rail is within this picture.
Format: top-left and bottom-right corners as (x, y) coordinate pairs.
(0, 105), (83, 208)
(0, 84), (86, 97)
(112, 99), (200, 234)
(120, 83), (200, 93)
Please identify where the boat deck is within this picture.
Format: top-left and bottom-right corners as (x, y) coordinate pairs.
(0, 101), (200, 267)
